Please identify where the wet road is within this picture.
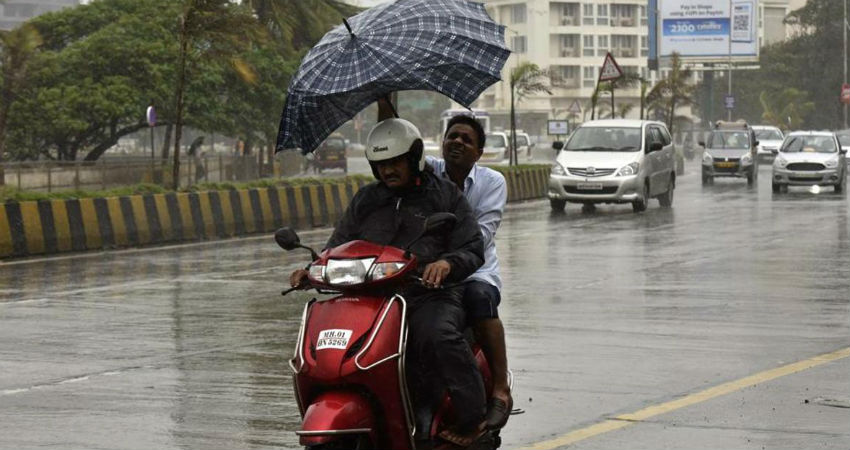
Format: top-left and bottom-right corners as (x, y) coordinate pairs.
(1, 161), (848, 450)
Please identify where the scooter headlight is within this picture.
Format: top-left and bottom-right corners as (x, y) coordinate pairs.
(308, 264), (325, 282)
(775, 155), (788, 168)
(369, 262), (407, 281)
(702, 152), (713, 164)
(741, 153), (753, 165)
(325, 258), (375, 285)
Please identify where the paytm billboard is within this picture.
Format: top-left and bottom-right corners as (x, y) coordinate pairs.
(657, 0), (758, 63)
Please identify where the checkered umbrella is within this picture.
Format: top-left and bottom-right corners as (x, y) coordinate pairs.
(275, 0), (510, 154)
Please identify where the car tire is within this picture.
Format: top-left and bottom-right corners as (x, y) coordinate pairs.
(772, 181), (781, 193)
(632, 182), (649, 213)
(747, 171), (755, 186)
(836, 174), (846, 193)
(702, 172), (713, 186)
(658, 176), (674, 208)
(581, 203), (596, 214)
(549, 198), (566, 212)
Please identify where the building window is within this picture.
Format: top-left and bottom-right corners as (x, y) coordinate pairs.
(583, 3), (594, 25)
(597, 4), (608, 26)
(511, 4), (527, 24)
(583, 66), (597, 88)
(641, 36), (648, 57)
(512, 35), (527, 54)
(553, 66), (580, 88)
(640, 5), (648, 26)
(597, 35), (609, 56)
(583, 35), (594, 57)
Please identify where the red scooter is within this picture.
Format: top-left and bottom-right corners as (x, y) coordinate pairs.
(276, 213), (501, 450)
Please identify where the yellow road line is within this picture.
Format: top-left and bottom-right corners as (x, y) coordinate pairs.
(523, 346), (850, 450)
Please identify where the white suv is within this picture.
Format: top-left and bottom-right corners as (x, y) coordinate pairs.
(548, 120), (676, 213)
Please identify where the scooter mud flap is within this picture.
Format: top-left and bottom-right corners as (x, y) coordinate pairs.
(297, 391), (375, 446)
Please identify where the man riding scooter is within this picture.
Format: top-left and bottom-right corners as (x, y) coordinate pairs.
(289, 118), (492, 448)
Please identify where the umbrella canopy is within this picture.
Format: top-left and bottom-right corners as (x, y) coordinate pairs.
(275, 0), (511, 154)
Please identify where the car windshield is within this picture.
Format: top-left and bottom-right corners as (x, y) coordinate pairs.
(707, 131), (750, 149)
(565, 127), (641, 151)
(781, 135), (837, 153)
(487, 134), (507, 148)
(323, 138), (346, 151)
(755, 129), (783, 140)
(516, 135), (529, 146)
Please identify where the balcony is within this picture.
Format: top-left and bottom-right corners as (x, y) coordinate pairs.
(553, 78), (581, 89)
(613, 47), (637, 58)
(560, 16), (579, 26)
(560, 47), (579, 58)
(612, 17), (636, 27)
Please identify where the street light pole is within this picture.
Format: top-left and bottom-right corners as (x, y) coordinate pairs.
(841, 0), (847, 129)
(727, 0), (733, 121)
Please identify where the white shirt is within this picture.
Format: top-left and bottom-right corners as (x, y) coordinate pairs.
(427, 156), (506, 290)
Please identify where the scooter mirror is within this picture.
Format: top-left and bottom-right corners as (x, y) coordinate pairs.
(552, 141), (565, 151)
(274, 227), (301, 251)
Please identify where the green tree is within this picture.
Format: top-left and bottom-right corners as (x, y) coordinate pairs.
(759, 88), (814, 130)
(0, 23), (42, 184)
(247, 0), (360, 57)
(645, 53), (696, 135)
(509, 62), (551, 165)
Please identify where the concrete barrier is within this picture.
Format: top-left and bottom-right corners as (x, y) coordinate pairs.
(0, 166), (550, 259)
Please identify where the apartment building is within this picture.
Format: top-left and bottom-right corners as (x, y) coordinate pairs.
(0, 0), (82, 31)
(477, 0), (794, 135)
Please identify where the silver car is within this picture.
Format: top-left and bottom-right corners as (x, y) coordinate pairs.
(772, 131), (847, 193)
(547, 120), (676, 213)
(752, 125), (784, 163)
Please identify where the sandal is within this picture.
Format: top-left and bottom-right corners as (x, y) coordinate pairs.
(436, 426), (491, 449)
(484, 396), (513, 430)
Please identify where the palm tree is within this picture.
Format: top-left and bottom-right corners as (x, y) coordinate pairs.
(0, 23), (42, 183)
(509, 62), (551, 165)
(246, 0), (361, 56)
(759, 88), (814, 130)
(171, 0), (260, 189)
(644, 53), (696, 136)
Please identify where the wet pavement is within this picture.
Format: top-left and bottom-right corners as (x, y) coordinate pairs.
(1, 161), (848, 450)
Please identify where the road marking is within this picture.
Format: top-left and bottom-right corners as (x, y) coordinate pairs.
(523, 346), (850, 450)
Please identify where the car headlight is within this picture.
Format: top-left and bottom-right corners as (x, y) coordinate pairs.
(551, 163), (567, 176)
(702, 152), (713, 164)
(325, 258), (375, 285)
(824, 156), (839, 168)
(616, 162), (639, 177)
(774, 156), (788, 168)
(740, 153), (752, 164)
(369, 262), (406, 281)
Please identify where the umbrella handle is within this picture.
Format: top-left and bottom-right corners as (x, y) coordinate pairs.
(380, 95), (400, 119)
(343, 18), (355, 38)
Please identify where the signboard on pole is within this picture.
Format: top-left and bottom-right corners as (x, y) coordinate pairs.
(841, 84), (850, 105)
(656, 0), (758, 64)
(548, 120), (569, 136)
(146, 105), (157, 127)
(567, 100), (582, 114)
(599, 53), (623, 82)
(724, 95), (735, 110)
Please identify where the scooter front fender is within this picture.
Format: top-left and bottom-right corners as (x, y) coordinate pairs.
(297, 391), (375, 446)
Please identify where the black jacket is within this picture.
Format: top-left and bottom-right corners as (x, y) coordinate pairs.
(326, 171), (484, 284)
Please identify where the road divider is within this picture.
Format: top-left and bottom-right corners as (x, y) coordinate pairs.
(1, 166), (550, 258)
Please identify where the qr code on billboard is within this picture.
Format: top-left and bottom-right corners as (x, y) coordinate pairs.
(733, 14), (749, 31)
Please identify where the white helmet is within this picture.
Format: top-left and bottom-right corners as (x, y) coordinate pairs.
(365, 118), (425, 174)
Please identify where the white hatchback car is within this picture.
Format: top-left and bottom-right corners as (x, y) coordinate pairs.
(548, 119), (676, 213)
(772, 131), (847, 193)
(483, 131), (509, 163)
(752, 125), (784, 162)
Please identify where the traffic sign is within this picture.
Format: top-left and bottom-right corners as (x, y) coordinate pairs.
(841, 83), (850, 104)
(724, 95), (735, 110)
(567, 100), (582, 114)
(598, 52), (623, 82)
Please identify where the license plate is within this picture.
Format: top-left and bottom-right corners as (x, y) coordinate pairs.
(577, 183), (604, 190)
(325, 155), (338, 160)
(791, 172), (820, 178)
(714, 162), (737, 168)
(316, 329), (352, 350)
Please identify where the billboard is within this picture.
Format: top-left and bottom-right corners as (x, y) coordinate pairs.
(656, 0), (758, 64)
